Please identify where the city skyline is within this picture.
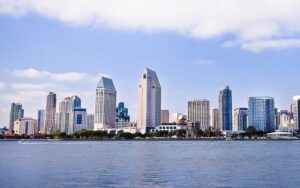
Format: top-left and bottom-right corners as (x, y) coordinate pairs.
(1, 1), (300, 127)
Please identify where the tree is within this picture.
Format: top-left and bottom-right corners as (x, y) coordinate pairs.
(246, 126), (257, 138)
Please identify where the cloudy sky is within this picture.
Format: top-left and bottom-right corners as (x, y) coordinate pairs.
(1, 0), (300, 127)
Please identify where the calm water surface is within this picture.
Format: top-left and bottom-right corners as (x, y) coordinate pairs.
(1, 140), (300, 188)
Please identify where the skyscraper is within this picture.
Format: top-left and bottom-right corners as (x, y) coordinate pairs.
(161, 110), (169, 124)
(188, 99), (210, 130)
(45, 92), (56, 134)
(57, 96), (82, 134)
(210, 108), (219, 129)
(14, 117), (38, 135)
(9, 103), (24, 131)
(86, 114), (94, 130)
(73, 108), (87, 132)
(137, 68), (161, 134)
(94, 77), (117, 130)
(293, 96), (300, 130)
(218, 86), (232, 131)
(248, 96), (275, 133)
(233, 108), (248, 131)
(37, 109), (45, 133)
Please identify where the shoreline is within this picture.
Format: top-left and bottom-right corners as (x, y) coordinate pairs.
(1, 138), (299, 142)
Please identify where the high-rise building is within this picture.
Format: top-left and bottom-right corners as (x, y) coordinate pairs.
(86, 114), (94, 130)
(233, 108), (248, 131)
(73, 108), (87, 132)
(57, 96), (83, 134)
(137, 68), (161, 134)
(9, 103), (24, 131)
(293, 96), (300, 130)
(45, 92), (56, 134)
(218, 86), (232, 131)
(94, 77), (117, 130)
(14, 117), (38, 135)
(274, 108), (279, 130)
(116, 102), (130, 128)
(248, 96), (275, 133)
(210, 108), (219, 129)
(37, 109), (45, 133)
(188, 99), (210, 130)
(278, 110), (291, 126)
(161, 110), (169, 124)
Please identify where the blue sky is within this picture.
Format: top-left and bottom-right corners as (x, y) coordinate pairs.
(1, 1), (300, 127)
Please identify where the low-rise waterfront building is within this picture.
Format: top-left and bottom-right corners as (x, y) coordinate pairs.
(150, 124), (186, 132)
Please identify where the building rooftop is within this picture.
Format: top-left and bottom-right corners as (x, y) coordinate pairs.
(97, 76), (116, 91)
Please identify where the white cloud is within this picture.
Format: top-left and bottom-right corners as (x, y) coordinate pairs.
(1, 0), (300, 51)
(0, 90), (48, 103)
(10, 83), (57, 90)
(241, 39), (300, 52)
(193, 59), (215, 65)
(13, 68), (88, 82)
(0, 82), (6, 89)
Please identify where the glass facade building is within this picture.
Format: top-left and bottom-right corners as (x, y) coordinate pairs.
(9, 103), (24, 132)
(233, 108), (248, 131)
(248, 96), (275, 133)
(218, 86), (232, 130)
(37, 109), (45, 133)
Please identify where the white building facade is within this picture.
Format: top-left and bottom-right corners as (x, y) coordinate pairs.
(137, 68), (161, 134)
(94, 77), (117, 130)
(86, 114), (94, 130)
(14, 118), (38, 135)
(188, 99), (210, 130)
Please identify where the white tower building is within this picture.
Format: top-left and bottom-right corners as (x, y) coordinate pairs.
(94, 77), (117, 130)
(137, 68), (161, 134)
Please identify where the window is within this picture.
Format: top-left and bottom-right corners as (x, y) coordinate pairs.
(77, 114), (83, 124)
(143, 74), (146, 79)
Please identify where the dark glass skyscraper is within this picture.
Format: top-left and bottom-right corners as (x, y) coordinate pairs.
(218, 86), (232, 131)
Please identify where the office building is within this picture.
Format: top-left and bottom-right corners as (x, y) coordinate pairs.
(233, 108), (248, 131)
(188, 99), (210, 130)
(161, 110), (169, 124)
(248, 96), (275, 133)
(45, 92), (56, 134)
(278, 110), (291, 126)
(210, 108), (219, 129)
(116, 102), (130, 128)
(86, 114), (94, 130)
(37, 109), (45, 133)
(137, 68), (161, 134)
(57, 96), (83, 134)
(218, 86), (232, 131)
(293, 96), (300, 130)
(9, 103), (24, 131)
(73, 108), (87, 132)
(94, 77), (117, 130)
(14, 117), (38, 135)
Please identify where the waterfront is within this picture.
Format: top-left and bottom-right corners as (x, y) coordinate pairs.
(1, 141), (300, 187)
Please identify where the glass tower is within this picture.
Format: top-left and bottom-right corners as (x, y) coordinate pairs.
(218, 86), (232, 131)
(9, 103), (24, 132)
(248, 96), (275, 133)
